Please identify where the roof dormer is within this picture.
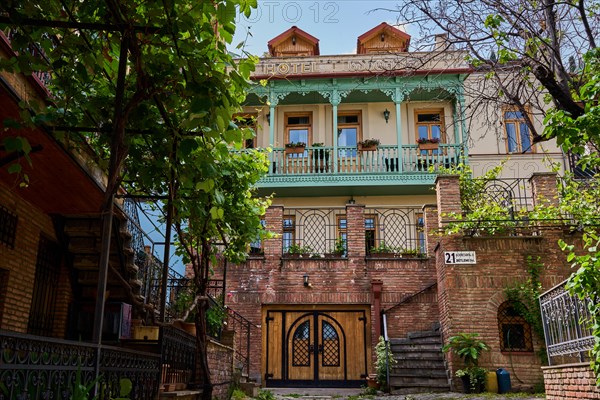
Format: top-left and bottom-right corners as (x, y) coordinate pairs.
(357, 22), (411, 54)
(267, 26), (320, 57)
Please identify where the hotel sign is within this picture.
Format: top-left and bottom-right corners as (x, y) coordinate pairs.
(256, 53), (466, 77)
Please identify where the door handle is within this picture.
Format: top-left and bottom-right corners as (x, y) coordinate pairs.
(308, 344), (315, 353)
(318, 344), (324, 354)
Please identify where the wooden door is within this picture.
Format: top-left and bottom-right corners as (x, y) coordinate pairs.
(264, 308), (368, 387)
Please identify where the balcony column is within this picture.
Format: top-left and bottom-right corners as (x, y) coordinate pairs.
(394, 87), (404, 173)
(268, 95), (277, 171)
(456, 86), (469, 158)
(331, 89), (340, 174)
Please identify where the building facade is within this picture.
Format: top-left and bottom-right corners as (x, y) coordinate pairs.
(225, 24), (572, 391)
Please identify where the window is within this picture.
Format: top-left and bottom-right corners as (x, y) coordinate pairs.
(364, 215), (377, 254)
(503, 109), (533, 153)
(285, 113), (312, 158)
(283, 216), (296, 252)
(416, 213), (425, 254)
(249, 219), (266, 255)
(498, 301), (533, 352)
(233, 113), (257, 149)
(336, 216), (348, 256)
(28, 236), (62, 336)
(415, 109), (444, 155)
(337, 112), (361, 157)
(0, 204), (18, 249)
(0, 268), (8, 324)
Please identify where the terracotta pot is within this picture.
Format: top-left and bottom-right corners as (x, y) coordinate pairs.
(285, 146), (306, 154)
(358, 143), (378, 151)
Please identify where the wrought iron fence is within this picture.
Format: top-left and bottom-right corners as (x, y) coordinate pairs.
(282, 208), (346, 255)
(364, 207), (425, 254)
(282, 207), (424, 256)
(0, 330), (160, 400)
(539, 280), (595, 365)
(160, 325), (196, 387)
(465, 178), (534, 217)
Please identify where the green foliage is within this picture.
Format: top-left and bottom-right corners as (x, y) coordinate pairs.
(561, 232), (600, 384)
(358, 138), (380, 147)
(206, 302), (228, 337)
(504, 256), (547, 364)
(332, 237), (346, 255)
(370, 241), (396, 254)
(285, 141), (306, 148)
(71, 366), (101, 400)
(111, 378), (132, 400)
(442, 333), (490, 367)
(374, 336), (396, 389)
(455, 366), (487, 393)
(256, 390), (275, 400)
(230, 388), (247, 400)
(286, 243), (313, 255)
(360, 386), (378, 396)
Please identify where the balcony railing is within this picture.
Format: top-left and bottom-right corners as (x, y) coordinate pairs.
(269, 144), (462, 176)
(540, 280), (595, 365)
(0, 330), (161, 400)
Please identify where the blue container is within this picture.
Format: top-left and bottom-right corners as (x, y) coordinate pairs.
(496, 368), (512, 394)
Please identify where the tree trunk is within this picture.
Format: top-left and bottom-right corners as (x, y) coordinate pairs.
(195, 300), (213, 400)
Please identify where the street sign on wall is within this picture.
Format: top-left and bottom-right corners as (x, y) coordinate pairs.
(444, 251), (476, 264)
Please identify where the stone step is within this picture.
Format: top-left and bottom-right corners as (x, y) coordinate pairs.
(391, 385), (449, 395)
(391, 336), (442, 345)
(389, 378), (450, 388)
(393, 351), (443, 360)
(390, 368), (447, 378)
(394, 358), (446, 369)
(407, 330), (441, 340)
(391, 343), (443, 352)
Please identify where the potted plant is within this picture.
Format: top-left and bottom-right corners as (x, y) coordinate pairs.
(357, 138), (380, 151)
(442, 333), (490, 393)
(374, 336), (396, 391)
(285, 243), (313, 258)
(369, 241), (398, 258)
(417, 137), (440, 151)
(285, 141), (306, 154)
(398, 248), (420, 258)
(326, 237), (346, 257)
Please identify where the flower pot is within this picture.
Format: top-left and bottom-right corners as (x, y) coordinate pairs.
(460, 375), (485, 394)
(285, 146), (306, 154)
(366, 377), (380, 389)
(358, 143), (378, 151)
(418, 142), (439, 151)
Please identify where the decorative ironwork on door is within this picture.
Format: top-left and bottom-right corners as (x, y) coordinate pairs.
(321, 321), (340, 367)
(292, 321), (311, 367)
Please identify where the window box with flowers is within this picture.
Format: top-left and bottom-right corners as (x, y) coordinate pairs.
(417, 137), (440, 151)
(357, 138), (380, 151)
(285, 141), (307, 154)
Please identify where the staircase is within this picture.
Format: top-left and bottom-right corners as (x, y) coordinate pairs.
(61, 214), (145, 339)
(388, 324), (451, 394)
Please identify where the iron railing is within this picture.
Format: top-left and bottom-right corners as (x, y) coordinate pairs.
(539, 279), (595, 365)
(465, 178), (534, 217)
(269, 144), (461, 176)
(0, 330), (161, 400)
(225, 307), (253, 377)
(160, 325), (196, 387)
(364, 207), (425, 254)
(281, 206), (425, 256)
(568, 151), (599, 180)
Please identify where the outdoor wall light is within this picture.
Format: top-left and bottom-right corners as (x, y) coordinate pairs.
(347, 197), (356, 204)
(303, 274), (310, 287)
(383, 109), (390, 123)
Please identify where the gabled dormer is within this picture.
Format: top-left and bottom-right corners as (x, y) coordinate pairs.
(267, 26), (320, 57)
(357, 22), (411, 54)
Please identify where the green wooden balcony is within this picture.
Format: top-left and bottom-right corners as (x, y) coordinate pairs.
(255, 143), (463, 197)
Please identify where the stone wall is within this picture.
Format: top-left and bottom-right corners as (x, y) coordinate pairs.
(207, 340), (235, 400)
(543, 363), (600, 399)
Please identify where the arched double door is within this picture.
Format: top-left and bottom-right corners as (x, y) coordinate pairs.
(264, 307), (369, 387)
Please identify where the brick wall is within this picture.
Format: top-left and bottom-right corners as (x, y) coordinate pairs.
(435, 172), (573, 391)
(543, 363), (600, 399)
(207, 340), (234, 400)
(226, 204), (440, 381)
(0, 182), (66, 334)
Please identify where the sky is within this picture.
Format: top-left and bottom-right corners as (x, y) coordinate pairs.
(230, 1), (417, 56)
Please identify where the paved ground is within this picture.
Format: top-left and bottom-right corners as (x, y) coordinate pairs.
(268, 388), (545, 400)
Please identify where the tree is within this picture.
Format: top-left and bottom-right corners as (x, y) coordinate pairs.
(386, 0), (598, 148)
(0, 1), (269, 398)
(388, 0), (600, 382)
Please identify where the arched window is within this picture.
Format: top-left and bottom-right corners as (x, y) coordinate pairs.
(292, 321), (311, 366)
(498, 301), (533, 352)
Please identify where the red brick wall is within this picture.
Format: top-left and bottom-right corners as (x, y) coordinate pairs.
(543, 363), (600, 399)
(0, 182), (66, 334)
(207, 340), (234, 400)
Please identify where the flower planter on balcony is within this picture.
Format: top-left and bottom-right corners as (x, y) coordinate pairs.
(285, 146), (306, 154)
(358, 143), (378, 151)
(418, 142), (439, 151)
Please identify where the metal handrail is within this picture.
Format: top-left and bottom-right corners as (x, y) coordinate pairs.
(382, 282), (437, 315)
